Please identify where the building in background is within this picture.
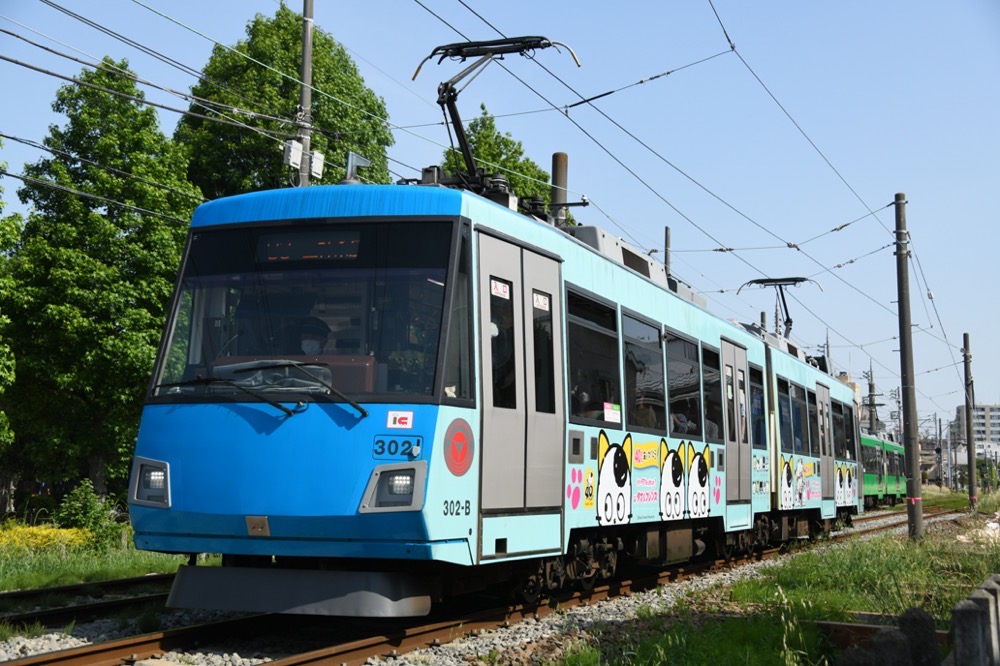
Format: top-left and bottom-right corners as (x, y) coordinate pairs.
(951, 404), (1000, 447)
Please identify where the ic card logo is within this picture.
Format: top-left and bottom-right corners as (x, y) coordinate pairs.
(387, 411), (413, 429)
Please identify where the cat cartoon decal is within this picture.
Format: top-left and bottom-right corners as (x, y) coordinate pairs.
(659, 439), (684, 520)
(835, 464), (845, 505)
(686, 442), (711, 518)
(596, 431), (632, 526)
(780, 456), (794, 510)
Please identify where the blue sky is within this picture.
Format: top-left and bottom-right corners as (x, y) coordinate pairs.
(1, 0), (998, 439)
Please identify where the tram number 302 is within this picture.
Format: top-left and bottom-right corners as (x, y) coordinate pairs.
(443, 499), (471, 516)
(372, 437), (421, 459)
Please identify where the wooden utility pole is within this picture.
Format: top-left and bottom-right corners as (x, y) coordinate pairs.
(964, 332), (977, 510)
(894, 193), (922, 540)
(296, 0), (315, 187)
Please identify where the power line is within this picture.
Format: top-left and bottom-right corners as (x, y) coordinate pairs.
(0, 132), (206, 204)
(0, 168), (190, 225)
(0, 53), (297, 140)
(445, 1), (959, 408)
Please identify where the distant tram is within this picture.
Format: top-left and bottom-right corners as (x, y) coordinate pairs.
(860, 433), (906, 507)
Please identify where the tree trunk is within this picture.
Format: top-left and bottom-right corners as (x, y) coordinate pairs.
(88, 454), (108, 499)
(0, 473), (16, 514)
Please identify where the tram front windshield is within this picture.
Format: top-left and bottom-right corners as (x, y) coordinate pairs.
(151, 221), (455, 401)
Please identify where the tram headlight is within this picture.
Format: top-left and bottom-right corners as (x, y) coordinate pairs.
(359, 461), (427, 513)
(143, 468), (166, 491)
(387, 470), (414, 496)
(129, 457), (171, 508)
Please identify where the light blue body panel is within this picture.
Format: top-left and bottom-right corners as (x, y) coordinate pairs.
(480, 513), (562, 559)
(726, 503), (753, 531)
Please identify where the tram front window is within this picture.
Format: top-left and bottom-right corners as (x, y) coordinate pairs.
(153, 221), (454, 400)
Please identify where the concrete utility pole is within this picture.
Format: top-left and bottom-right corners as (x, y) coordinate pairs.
(894, 193), (922, 540)
(551, 152), (567, 227)
(964, 332), (977, 511)
(937, 417), (943, 488)
(296, 0), (315, 187)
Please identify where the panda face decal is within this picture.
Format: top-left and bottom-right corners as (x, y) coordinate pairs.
(660, 442), (684, 520)
(596, 432), (632, 526)
(781, 457), (794, 509)
(836, 466), (845, 505)
(687, 444), (710, 518)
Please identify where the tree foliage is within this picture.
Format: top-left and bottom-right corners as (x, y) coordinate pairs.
(0, 146), (19, 511)
(2, 57), (201, 495)
(442, 104), (551, 203)
(175, 5), (394, 198)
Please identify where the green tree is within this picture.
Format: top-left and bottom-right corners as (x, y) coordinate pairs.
(442, 104), (551, 203)
(175, 5), (394, 198)
(3, 57), (201, 497)
(0, 144), (19, 513)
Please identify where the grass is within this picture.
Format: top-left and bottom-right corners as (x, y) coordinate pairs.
(0, 619), (45, 642)
(564, 594), (830, 665)
(0, 540), (187, 593)
(560, 491), (1000, 664)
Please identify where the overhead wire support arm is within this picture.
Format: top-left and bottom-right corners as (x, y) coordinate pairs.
(737, 277), (822, 339)
(413, 36), (579, 187)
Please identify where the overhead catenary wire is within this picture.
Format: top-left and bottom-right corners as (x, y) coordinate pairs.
(447, 0), (960, 402)
(0, 132), (207, 204)
(3, 6), (964, 410)
(0, 168), (190, 225)
(0, 53), (298, 141)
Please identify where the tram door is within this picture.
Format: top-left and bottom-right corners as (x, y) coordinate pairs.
(816, 383), (834, 500)
(722, 341), (751, 502)
(477, 234), (565, 511)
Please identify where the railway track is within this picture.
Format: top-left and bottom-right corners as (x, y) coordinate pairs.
(0, 574), (174, 629)
(1, 507), (971, 665)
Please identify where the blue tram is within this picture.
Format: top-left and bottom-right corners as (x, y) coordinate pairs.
(128, 178), (863, 616)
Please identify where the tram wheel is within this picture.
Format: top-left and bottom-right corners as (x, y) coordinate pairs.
(576, 573), (597, 593)
(514, 572), (544, 605)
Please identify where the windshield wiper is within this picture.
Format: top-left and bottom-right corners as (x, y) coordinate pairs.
(155, 377), (296, 417)
(232, 360), (369, 419)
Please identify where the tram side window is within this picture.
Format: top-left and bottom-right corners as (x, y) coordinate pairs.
(622, 314), (665, 432)
(666, 333), (701, 437)
(489, 277), (516, 409)
(725, 365), (736, 444)
(831, 402), (848, 459)
(532, 290), (556, 413)
(777, 378), (794, 453)
(790, 384), (808, 455)
(842, 404), (857, 460)
(807, 391), (821, 457)
(862, 445), (877, 474)
(567, 291), (621, 425)
(749, 366), (766, 449)
(702, 347), (723, 444)
(443, 234), (471, 400)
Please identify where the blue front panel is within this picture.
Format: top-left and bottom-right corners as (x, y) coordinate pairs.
(132, 401), (449, 557)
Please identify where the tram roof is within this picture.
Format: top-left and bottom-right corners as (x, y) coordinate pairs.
(190, 184), (469, 228)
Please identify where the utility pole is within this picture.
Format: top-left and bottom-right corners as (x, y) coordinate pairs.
(864, 363), (883, 434)
(964, 332), (977, 511)
(296, 0), (315, 187)
(550, 152), (567, 227)
(934, 412), (944, 489)
(894, 193), (922, 540)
